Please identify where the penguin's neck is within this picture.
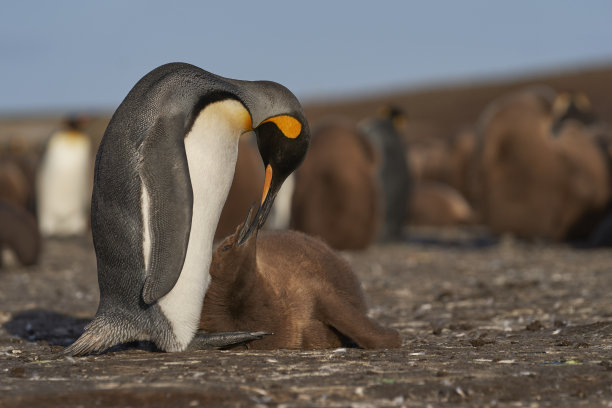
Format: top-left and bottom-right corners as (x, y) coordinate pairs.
(157, 99), (252, 350)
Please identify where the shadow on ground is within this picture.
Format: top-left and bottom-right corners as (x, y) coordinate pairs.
(3, 310), (88, 347)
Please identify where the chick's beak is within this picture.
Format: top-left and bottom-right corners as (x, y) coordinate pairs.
(237, 164), (282, 245)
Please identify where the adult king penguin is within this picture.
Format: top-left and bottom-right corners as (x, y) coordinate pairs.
(64, 63), (310, 356)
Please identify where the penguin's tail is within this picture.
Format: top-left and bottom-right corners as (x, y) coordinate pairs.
(62, 315), (131, 357)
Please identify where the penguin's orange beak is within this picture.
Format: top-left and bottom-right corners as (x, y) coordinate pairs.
(261, 164), (273, 205)
(237, 164), (283, 246)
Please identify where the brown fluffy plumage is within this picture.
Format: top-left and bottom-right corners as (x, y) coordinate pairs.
(290, 121), (379, 250)
(476, 88), (610, 240)
(0, 200), (41, 267)
(200, 225), (401, 350)
(0, 159), (31, 209)
(409, 182), (474, 226)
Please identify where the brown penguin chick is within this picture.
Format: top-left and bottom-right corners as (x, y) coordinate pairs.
(404, 128), (481, 221)
(553, 121), (611, 239)
(0, 200), (41, 267)
(0, 158), (30, 208)
(408, 181), (474, 227)
(200, 221), (401, 350)
(290, 120), (379, 250)
(444, 128), (480, 207)
(476, 88), (610, 240)
(214, 135), (264, 240)
(406, 137), (448, 185)
(1, 139), (46, 216)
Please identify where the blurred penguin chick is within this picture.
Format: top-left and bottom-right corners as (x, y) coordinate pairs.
(0, 158), (30, 209)
(0, 200), (41, 267)
(290, 119), (379, 250)
(408, 182), (474, 227)
(477, 87), (609, 240)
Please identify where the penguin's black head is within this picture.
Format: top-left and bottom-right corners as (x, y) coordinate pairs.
(237, 89), (310, 245)
(377, 105), (408, 132)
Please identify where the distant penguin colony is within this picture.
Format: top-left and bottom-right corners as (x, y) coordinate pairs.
(36, 116), (92, 237)
(201, 213), (402, 349)
(64, 63), (310, 356)
(290, 120), (379, 250)
(359, 106), (411, 241)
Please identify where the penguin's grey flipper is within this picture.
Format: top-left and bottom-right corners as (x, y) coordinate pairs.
(187, 331), (271, 350)
(140, 115), (194, 304)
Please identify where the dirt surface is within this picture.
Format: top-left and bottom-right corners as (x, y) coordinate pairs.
(0, 229), (610, 407)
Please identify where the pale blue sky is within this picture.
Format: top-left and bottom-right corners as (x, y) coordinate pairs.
(2, 1), (612, 113)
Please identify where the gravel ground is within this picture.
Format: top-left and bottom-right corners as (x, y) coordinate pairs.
(0, 228), (611, 407)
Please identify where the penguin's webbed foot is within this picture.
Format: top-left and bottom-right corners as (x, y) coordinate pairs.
(187, 331), (270, 350)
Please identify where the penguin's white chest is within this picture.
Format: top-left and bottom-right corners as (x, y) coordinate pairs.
(37, 132), (92, 237)
(154, 100), (251, 350)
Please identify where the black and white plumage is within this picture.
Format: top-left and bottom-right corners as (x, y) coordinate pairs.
(65, 62), (310, 355)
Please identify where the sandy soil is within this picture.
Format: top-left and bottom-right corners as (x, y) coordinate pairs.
(0, 228), (610, 407)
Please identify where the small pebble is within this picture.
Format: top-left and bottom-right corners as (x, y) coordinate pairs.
(9, 367), (26, 378)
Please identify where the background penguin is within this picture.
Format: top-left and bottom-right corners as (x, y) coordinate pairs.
(0, 200), (41, 268)
(401, 124), (480, 225)
(290, 119), (379, 250)
(476, 87), (610, 240)
(551, 91), (597, 135)
(0, 150), (42, 267)
(64, 62), (310, 356)
(0, 158), (31, 209)
(442, 127), (480, 211)
(36, 115), (93, 237)
(582, 130), (612, 246)
(359, 106), (411, 241)
(553, 92), (612, 244)
(1, 138), (41, 216)
(201, 212), (401, 349)
(408, 181), (474, 227)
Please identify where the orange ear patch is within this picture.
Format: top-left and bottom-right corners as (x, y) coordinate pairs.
(261, 115), (302, 139)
